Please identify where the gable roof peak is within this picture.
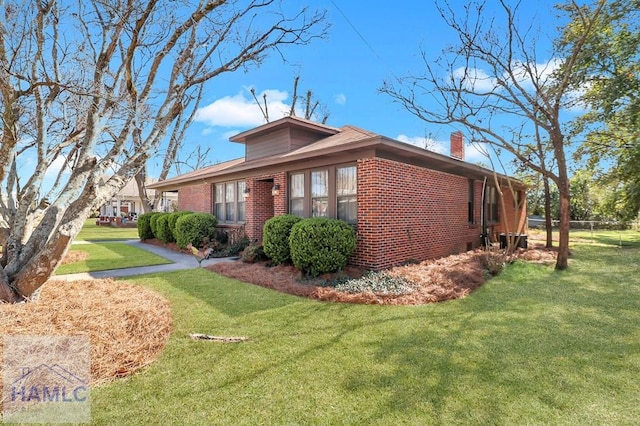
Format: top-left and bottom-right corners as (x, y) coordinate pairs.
(229, 115), (340, 144)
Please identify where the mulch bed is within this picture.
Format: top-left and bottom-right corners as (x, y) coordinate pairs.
(61, 250), (89, 264)
(0, 278), (172, 403)
(207, 245), (558, 305)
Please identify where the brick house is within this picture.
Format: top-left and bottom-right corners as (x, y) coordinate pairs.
(148, 116), (526, 270)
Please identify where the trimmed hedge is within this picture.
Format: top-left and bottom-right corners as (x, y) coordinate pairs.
(262, 215), (302, 265)
(289, 218), (357, 277)
(137, 212), (163, 240)
(155, 214), (173, 243)
(174, 213), (218, 249)
(150, 212), (168, 239)
(168, 211), (193, 241)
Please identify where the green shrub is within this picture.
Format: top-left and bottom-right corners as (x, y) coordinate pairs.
(174, 213), (218, 249)
(289, 218), (357, 277)
(168, 211), (193, 241)
(240, 244), (267, 263)
(150, 212), (169, 239)
(137, 212), (163, 240)
(262, 215), (302, 265)
(155, 214), (173, 243)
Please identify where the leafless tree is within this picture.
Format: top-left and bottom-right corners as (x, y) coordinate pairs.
(381, 0), (605, 270)
(0, 0), (327, 302)
(251, 74), (330, 123)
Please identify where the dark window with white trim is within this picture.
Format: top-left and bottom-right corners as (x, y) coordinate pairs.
(337, 166), (357, 224)
(311, 170), (329, 217)
(214, 181), (246, 224)
(486, 186), (499, 223)
(214, 184), (224, 220)
(289, 173), (305, 217)
(237, 181), (246, 222)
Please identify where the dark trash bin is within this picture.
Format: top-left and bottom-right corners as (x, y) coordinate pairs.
(499, 233), (528, 249)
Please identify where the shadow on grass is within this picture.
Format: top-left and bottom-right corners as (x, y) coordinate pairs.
(343, 245), (640, 424)
(80, 243), (170, 272)
(137, 268), (303, 318)
(101, 245), (640, 424)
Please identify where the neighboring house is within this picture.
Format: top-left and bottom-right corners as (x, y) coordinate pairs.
(97, 178), (177, 221)
(148, 116), (527, 270)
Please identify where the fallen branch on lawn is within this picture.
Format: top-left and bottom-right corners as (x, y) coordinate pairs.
(189, 333), (249, 343)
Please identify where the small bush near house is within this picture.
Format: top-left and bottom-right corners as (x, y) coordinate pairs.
(174, 213), (218, 249)
(208, 227), (250, 258)
(289, 218), (357, 277)
(241, 244), (267, 263)
(154, 214), (173, 243)
(149, 212), (168, 238)
(137, 212), (163, 240)
(168, 211), (193, 240)
(477, 250), (506, 276)
(263, 215), (302, 265)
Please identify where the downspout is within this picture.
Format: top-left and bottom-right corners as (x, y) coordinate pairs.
(481, 176), (487, 246)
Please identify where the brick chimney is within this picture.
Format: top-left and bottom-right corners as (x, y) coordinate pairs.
(450, 131), (464, 160)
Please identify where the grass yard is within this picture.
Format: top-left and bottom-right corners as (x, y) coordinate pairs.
(89, 231), (640, 425)
(76, 219), (140, 241)
(55, 242), (172, 275)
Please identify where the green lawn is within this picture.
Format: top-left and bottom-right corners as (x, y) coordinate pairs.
(76, 219), (140, 241)
(89, 231), (640, 425)
(55, 242), (172, 274)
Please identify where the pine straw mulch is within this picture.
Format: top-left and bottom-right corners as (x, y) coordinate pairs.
(0, 279), (172, 400)
(61, 250), (89, 264)
(207, 245), (558, 306)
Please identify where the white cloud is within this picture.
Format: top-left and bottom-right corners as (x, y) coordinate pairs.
(334, 93), (347, 105)
(222, 130), (241, 140)
(452, 58), (564, 94)
(396, 134), (491, 164)
(201, 128), (213, 136)
(44, 156), (71, 180)
(194, 88), (291, 128)
(508, 58), (563, 91)
(465, 142), (490, 163)
(452, 67), (497, 92)
(396, 134), (447, 154)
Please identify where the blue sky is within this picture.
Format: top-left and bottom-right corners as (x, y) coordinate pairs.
(168, 0), (565, 177)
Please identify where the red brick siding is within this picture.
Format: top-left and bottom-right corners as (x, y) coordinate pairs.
(177, 183), (212, 213)
(353, 158), (486, 270)
(450, 131), (465, 160)
(493, 186), (527, 238)
(244, 172), (286, 242)
(175, 160), (526, 270)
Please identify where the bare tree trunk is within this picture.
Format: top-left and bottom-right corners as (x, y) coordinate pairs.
(0, 280), (20, 303)
(135, 170), (154, 213)
(557, 183), (571, 269)
(543, 176), (554, 248)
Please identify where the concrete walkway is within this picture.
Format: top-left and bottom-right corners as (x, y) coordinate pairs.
(50, 239), (238, 281)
